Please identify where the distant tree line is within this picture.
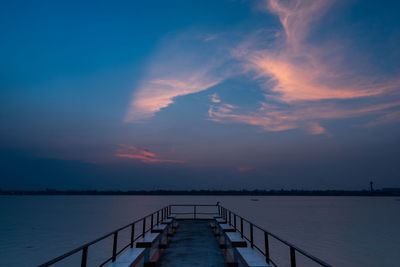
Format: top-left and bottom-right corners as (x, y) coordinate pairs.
(0, 189), (399, 196)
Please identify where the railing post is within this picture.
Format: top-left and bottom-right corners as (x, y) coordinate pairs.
(112, 232), (118, 262)
(37, 204), (333, 267)
(290, 246), (296, 267)
(250, 223), (254, 248)
(240, 218), (244, 238)
(142, 217), (146, 237)
(81, 246), (88, 267)
(130, 223), (135, 248)
(264, 232), (270, 264)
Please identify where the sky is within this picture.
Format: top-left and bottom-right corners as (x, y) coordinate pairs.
(1, 0), (400, 190)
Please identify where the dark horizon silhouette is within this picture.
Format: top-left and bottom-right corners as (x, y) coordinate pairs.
(1, 188), (399, 196)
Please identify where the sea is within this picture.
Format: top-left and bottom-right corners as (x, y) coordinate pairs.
(0, 195), (399, 267)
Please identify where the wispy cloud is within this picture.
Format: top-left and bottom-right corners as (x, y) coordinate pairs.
(247, 0), (400, 103)
(124, 31), (231, 122)
(238, 167), (254, 172)
(115, 145), (184, 163)
(208, 0), (400, 134)
(306, 122), (327, 135)
(125, 0), (400, 134)
(125, 75), (220, 122)
(209, 97), (400, 134)
(363, 110), (400, 128)
(210, 93), (221, 103)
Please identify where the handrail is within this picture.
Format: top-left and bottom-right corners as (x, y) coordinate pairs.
(39, 206), (170, 267)
(39, 203), (332, 267)
(219, 205), (333, 267)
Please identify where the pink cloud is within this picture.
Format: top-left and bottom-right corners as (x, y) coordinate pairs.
(208, 0), (400, 134)
(247, 53), (391, 103)
(238, 167), (254, 172)
(125, 76), (220, 122)
(123, 31), (231, 123)
(265, 0), (332, 49)
(306, 122), (327, 135)
(241, 0), (400, 104)
(209, 98), (400, 135)
(364, 110), (400, 128)
(124, 0), (400, 134)
(210, 93), (221, 103)
(115, 145), (184, 164)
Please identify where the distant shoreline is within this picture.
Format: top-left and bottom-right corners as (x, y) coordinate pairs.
(1, 189), (399, 196)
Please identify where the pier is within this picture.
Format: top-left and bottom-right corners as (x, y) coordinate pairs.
(158, 220), (225, 266)
(39, 204), (332, 267)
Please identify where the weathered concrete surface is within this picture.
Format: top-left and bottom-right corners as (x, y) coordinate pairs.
(158, 220), (225, 267)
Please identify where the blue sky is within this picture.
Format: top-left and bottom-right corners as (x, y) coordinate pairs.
(1, 0), (400, 190)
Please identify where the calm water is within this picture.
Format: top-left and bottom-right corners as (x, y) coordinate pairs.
(0, 196), (399, 266)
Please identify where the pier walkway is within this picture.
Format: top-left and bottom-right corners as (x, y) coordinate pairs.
(39, 204), (332, 267)
(158, 220), (225, 267)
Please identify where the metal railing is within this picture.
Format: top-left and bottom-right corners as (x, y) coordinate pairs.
(219, 205), (333, 267)
(168, 204), (219, 219)
(39, 206), (170, 267)
(39, 203), (332, 267)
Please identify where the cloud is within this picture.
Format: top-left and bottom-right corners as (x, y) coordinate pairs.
(364, 110), (400, 128)
(124, 31), (232, 122)
(243, 0), (400, 103)
(209, 98), (400, 134)
(125, 75), (220, 122)
(209, 103), (297, 132)
(210, 93), (221, 103)
(246, 53), (393, 103)
(265, 0), (332, 49)
(115, 145), (184, 164)
(204, 34), (219, 42)
(208, 0), (400, 134)
(238, 167), (254, 172)
(125, 0), (400, 134)
(306, 122), (326, 135)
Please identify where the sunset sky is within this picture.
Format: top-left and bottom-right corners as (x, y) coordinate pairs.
(1, 0), (400, 190)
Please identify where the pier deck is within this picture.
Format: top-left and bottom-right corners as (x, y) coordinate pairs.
(158, 220), (225, 267)
(39, 204), (332, 267)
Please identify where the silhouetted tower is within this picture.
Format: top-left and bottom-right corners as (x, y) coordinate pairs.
(370, 181), (374, 193)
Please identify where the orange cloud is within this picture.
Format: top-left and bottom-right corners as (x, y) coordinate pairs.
(239, 0), (400, 104)
(364, 110), (400, 128)
(238, 167), (254, 172)
(248, 53), (391, 103)
(306, 122), (327, 135)
(209, 99), (400, 135)
(266, 0), (332, 49)
(210, 93), (221, 103)
(124, 0), (400, 134)
(115, 145), (184, 164)
(123, 31), (231, 122)
(125, 76), (220, 122)
(208, 0), (400, 133)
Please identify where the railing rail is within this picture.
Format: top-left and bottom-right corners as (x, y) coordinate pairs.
(39, 203), (332, 267)
(219, 205), (333, 267)
(39, 206), (170, 267)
